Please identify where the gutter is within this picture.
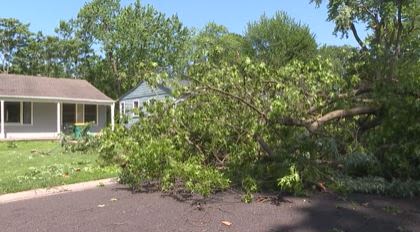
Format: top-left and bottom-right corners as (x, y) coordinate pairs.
(0, 95), (115, 105)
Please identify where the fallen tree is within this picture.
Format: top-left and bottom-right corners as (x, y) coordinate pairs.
(98, 0), (419, 198)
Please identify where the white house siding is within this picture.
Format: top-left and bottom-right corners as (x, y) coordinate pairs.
(3, 103), (109, 139)
(4, 102), (57, 139)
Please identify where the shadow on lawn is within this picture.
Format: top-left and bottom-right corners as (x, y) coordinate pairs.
(267, 193), (420, 232)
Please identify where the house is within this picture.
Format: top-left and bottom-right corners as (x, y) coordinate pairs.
(118, 81), (172, 126)
(0, 74), (115, 140)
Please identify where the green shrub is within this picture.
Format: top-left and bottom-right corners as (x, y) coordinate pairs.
(115, 134), (229, 196)
(98, 125), (128, 165)
(241, 176), (258, 203)
(162, 158), (230, 196)
(121, 138), (178, 187)
(277, 165), (303, 194)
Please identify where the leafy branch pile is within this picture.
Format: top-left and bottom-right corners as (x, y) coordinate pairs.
(99, 0), (419, 198)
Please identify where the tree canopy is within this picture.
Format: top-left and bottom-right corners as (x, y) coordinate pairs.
(75, 0), (190, 97)
(246, 11), (318, 67)
(0, 18), (31, 73)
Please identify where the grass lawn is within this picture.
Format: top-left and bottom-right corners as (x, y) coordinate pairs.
(0, 140), (118, 194)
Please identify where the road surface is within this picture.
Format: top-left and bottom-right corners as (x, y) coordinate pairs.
(1, 184), (419, 232)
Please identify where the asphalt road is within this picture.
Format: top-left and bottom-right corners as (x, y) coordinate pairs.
(1, 184), (419, 232)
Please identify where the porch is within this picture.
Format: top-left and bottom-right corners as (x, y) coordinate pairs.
(0, 99), (115, 140)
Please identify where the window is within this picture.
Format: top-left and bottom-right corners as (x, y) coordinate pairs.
(63, 104), (76, 124)
(22, 102), (32, 124)
(84, 105), (97, 124)
(3, 101), (32, 124)
(120, 102), (125, 115)
(76, 104), (84, 123)
(133, 101), (139, 116)
(5, 102), (20, 123)
(63, 104), (97, 124)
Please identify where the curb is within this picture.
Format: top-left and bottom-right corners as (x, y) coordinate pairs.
(0, 178), (117, 204)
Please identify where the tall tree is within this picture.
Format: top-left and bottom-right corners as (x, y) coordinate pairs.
(0, 18), (31, 73)
(9, 18), (95, 79)
(75, 0), (190, 98)
(54, 20), (95, 78)
(245, 11), (317, 67)
(191, 23), (250, 65)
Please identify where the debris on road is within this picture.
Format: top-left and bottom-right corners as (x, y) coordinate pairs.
(221, 220), (232, 226)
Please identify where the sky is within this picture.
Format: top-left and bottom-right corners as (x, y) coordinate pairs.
(0, 0), (367, 47)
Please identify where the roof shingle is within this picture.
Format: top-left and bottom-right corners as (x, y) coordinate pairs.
(0, 74), (113, 103)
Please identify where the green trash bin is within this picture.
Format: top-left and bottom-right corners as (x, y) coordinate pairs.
(73, 123), (89, 139)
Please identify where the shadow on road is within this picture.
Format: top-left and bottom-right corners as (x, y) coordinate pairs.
(267, 193), (420, 232)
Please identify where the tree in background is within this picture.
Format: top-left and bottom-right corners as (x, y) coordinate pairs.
(190, 22), (250, 65)
(245, 11), (318, 67)
(318, 45), (357, 77)
(10, 22), (95, 79)
(0, 18), (31, 73)
(75, 0), (190, 98)
(2, 0), (190, 99)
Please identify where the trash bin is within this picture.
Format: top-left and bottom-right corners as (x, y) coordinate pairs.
(73, 123), (89, 139)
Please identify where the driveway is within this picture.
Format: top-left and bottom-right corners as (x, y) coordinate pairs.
(0, 183), (419, 232)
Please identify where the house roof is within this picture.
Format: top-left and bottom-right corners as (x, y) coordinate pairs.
(118, 81), (172, 101)
(118, 79), (190, 101)
(0, 74), (114, 104)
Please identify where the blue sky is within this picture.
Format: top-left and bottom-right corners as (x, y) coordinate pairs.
(0, 0), (366, 47)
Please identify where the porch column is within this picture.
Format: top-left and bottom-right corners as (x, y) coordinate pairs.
(1, 100), (4, 139)
(111, 102), (115, 131)
(57, 102), (61, 135)
(119, 102), (122, 119)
